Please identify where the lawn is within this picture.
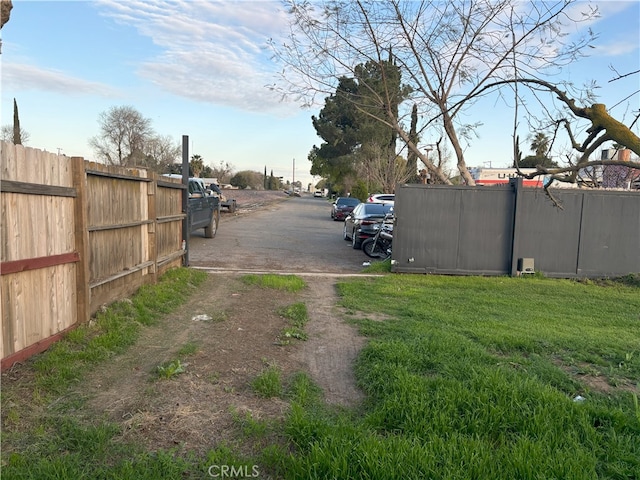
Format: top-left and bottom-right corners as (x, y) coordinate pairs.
(281, 274), (640, 479)
(2, 270), (638, 479)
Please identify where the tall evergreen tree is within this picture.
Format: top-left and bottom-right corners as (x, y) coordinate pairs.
(13, 98), (21, 145)
(352, 51), (411, 192)
(309, 54), (410, 193)
(309, 76), (361, 191)
(269, 169), (276, 190)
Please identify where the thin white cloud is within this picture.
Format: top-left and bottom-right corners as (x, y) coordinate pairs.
(564, 1), (639, 56)
(2, 63), (120, 97)
(95, 0), (296, 114)
(593, 40), (638, 56)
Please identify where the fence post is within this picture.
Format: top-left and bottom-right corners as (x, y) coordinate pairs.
(148, 172), (158, 283)
(181, 135), (189, 266)
(509, 177), (523, 277)
(72, 157), (90, 323)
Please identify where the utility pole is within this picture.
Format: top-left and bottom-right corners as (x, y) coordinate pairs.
(292, 158), (295, 187)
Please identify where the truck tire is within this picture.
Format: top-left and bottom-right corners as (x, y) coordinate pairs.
(228, 200), (236, 213)
(204, 209), (219, 238)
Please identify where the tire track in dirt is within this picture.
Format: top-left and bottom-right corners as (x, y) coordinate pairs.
(294, 276), (366, 406)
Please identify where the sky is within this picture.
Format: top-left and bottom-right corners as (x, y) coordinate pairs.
(1, 0), (639, 188)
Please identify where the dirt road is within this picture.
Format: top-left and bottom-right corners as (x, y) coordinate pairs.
(76, 191), (371, 455)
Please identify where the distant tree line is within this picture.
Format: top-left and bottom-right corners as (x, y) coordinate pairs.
(89, 105), (286, 190)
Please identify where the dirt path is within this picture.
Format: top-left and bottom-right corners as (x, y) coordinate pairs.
(293, 277), (365, 406)
(78, 271), (365, 455)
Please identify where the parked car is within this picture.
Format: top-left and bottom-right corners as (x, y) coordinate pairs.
(314, 190), (323, 197)
(343, 202), (394, 249)
(331, 197), (360, 221)
(367, 193), (395, 205)
(163, 175), (220, 237)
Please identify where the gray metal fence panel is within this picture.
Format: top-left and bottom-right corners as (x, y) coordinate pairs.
(514, 190), (584, 277)
(393, 185), (513, 275)
(392, 185), (461, 273)
(577, 192), (640, 277)
(457, 188), (513, 274)
(392, 183), (639, 278)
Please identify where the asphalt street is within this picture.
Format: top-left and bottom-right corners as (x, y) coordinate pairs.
(187, 195), (373, 274)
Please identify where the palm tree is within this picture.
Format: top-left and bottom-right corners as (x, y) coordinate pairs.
(190, 154), (204, 177)
(515, 132), (558, 168)
(530, 132), (550, 158)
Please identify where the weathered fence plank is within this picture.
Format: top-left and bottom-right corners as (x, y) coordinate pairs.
(1, 142), (185, 369)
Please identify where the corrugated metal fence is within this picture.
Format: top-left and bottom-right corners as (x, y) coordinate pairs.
(392, 180), (640, 277)
(1, 142), (186, 369)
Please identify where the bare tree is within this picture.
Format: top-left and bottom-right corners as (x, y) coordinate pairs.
(272, 0), (598, 185)
(140, 134), (181, 172)
(482, 78), (640, 185)
(1, 124), (29, 144)
(356, 142), (412, 192)
(210, 161), (235, 184)
(89, 106), (154, 166)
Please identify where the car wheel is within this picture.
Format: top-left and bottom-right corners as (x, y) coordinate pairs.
(204, 209), (219, 238)
(343, 223), (350, 241)
(351, 229), (361, 249)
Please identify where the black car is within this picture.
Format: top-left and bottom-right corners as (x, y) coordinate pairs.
(343, 202), (394, 249)
(331, 197), (360, 221)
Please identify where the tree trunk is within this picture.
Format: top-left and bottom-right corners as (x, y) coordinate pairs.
(407, 104), (419, 182)
(442, 110), (475, 185)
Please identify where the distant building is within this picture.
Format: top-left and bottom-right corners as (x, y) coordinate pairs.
(468, 148), (639, 190)
(600, 148), (639, 189)
(467, 168), (543, 187)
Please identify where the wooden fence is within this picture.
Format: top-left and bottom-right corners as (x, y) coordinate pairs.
(1, 142), (186, 369)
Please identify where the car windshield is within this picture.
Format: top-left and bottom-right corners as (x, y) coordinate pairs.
(336, 198), (360, 206)
(364, 203), (394, 215)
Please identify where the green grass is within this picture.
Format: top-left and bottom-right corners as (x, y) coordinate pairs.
(241, 273), (307, 292)
(275, 274), (640, 479)
(1, 268), (211, 478)
(230, 407), (270, 438)
(30, 267), (207, 396)
(361, 257), (392, 273)
(252, 364), (283, 398)
(277, 302), (309, 344)
(177, 341), (199, 357)
(3, 271), (639, 479)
